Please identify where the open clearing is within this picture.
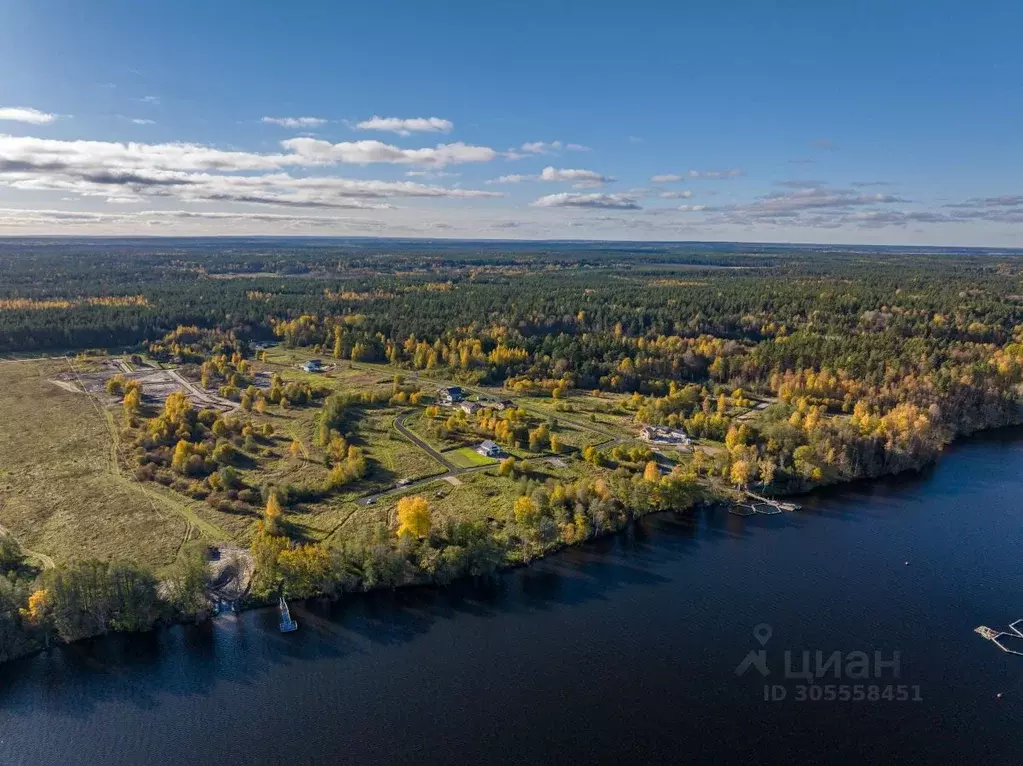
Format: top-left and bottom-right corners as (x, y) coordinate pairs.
(0, 350), (657, 571)
(443, 446), (498, 469)
(0, 359), (193, 570)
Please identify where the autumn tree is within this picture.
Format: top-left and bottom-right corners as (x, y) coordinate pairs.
(20, 589), (49, 627)
(264, 493), (285, 536)
(123, 385), (141, 417)
(277, 544), (332, 597)
(396, 496), (431, 539)
(730, 459), (754, 489)
(513, 495), (540, 527)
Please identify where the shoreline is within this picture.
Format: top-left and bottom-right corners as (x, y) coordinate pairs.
(7, 420), (1023, 667)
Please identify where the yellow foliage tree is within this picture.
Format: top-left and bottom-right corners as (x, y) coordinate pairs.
(123, 386), (141, 416)
(717, 392), (728, 415)
(513, 495), (540, 526)
(730, 459), (754, 489)
(20, 589), (49, 625)
(171, 439), (192, 473)
(643, 460), (661, 482)
(277, 544), (331, 597)
(264, 493), (284, 536)
(396, 495), (431, 538)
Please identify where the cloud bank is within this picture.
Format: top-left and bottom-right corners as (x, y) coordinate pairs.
(0, 107), (56, 124)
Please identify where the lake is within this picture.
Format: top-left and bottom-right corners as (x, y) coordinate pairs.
(2, 429), (1023, 765)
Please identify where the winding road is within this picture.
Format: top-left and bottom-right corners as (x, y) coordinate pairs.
(357, 410), (498, 505)
(165, 368), (240, 412)
(393, 410), (458, 472)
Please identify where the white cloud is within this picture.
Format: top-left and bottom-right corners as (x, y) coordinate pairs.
(406, 170), (460, 178)
(531, 192), (640, 210)
(519, 141), (591, 154)
(355, 116), (453, 136)
(262, 116), (328, 128)
(0, 134), (502, 209)
(677, 204), (706, 212)
(131, 118), (155, 125)
(281, 137), (496, 167)
(704, 186), (917, 228)
(486, 174), (533, 184)
(659, 190), (692, 199)
(0, 107), (56, 124)
(489, 166), (614, 187)
(539, 166), (612, 185)
(0, 207), (387, 232)
(0, 134), (499, 176)
(521, 141), (562, 155)
(139, 96), (160, 104)
(688, 168), (744, 179)
(650, 174), (682, 183)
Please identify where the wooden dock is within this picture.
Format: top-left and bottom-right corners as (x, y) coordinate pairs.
(744, 491), (801, 512)
(975, 620), (1023, 656)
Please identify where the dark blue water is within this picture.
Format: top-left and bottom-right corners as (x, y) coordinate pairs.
(2, 429), (1023, 765)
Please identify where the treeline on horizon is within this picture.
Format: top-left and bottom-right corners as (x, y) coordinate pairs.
(0, 243), (1020, 352)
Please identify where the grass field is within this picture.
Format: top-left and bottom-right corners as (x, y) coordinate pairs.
(0, 354), (613, 571)
(443, 446), (498, 468)
(521, 393), (638, 444)
(0, 359), (200, 570)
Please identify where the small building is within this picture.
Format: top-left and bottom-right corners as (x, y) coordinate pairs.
(640, 424), (692, 447)
(492, 399), (515, 411)
(301, 359), (323, 373)
(437, 386), (464, 404)
(459, 401), (481, 415)
(476, 439), (503, 457)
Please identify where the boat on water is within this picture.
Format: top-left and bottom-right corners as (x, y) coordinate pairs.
(279, 595), (298, 633)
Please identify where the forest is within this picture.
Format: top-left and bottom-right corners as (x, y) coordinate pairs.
(2, 236), (1023, 662)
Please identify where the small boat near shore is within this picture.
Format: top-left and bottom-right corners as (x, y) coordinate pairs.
(279, 596), (298, 633)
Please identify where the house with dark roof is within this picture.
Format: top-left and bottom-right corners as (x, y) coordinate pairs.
(437, 386), (464, 404)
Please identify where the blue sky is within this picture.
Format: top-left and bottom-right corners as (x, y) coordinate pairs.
(1, 0), (1021, 244)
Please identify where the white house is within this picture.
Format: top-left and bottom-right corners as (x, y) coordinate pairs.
(477, 439), (502, 457)
(459, 401), (481, 415)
